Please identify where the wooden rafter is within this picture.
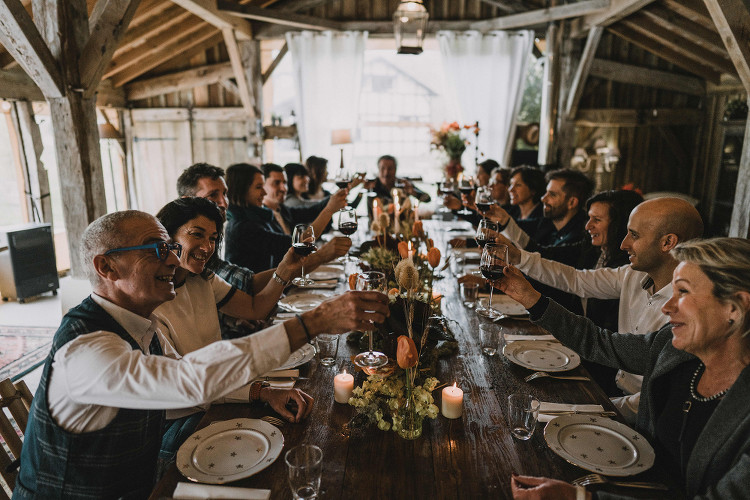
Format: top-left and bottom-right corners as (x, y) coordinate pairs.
(639, 6), (725, 57)
(477, 0), (525, 14)
(575, 108), (702, 127)
(589, 58), (706, 95)
(80, 0), (142, 97)
(262, 41), (287, 84)
(572, 0), (656, 37)
(661, 0), (715, 31)
(274, 0), (338, 12)
(565, 27), (603, 119)
(125, 61), (234, 100)
(0, 0), (63, 97)
(619, 15), (737, 76)
(702, 0), (750, 94)
(115, 5), (192, 56)
(470, 0), (610, 31)
(223, 28), (256, 117)
(608, 24), (721, 82)
(169, 0), (253, 40)
(218, 0), (343, 30)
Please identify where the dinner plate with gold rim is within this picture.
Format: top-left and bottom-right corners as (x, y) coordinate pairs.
(308, 265), (342, 281)
(176, 418), (284, 484)
(544, 415), (655, 476)
(276, 342), (316, 370)
(502, 340), (580, 372)
(279, 292), (328, 312)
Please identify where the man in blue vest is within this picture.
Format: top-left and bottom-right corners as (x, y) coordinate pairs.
(13, 210), (388, 499)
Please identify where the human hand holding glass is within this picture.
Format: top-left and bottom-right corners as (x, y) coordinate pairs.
(334, 207), (358, 263)
(353, 271), (389, 368)
(475, 185), (494, 218)
(292, 224), (316, 287)
(457, 176), (475, 215)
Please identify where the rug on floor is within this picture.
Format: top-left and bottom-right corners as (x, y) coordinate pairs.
(0, 325), (56, 380)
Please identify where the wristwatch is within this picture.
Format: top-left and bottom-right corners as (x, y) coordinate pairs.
(272, 271), (290, 287)
(249, 380), (270, 403)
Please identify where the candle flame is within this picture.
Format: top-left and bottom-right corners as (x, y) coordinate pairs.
(453, 382), (457, 388)
(343, 369), (347, 375)
(407, 241), (412, 251)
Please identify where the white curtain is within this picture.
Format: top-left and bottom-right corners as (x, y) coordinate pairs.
(286, 31), (368, 161)
(438, 30), (534, 168)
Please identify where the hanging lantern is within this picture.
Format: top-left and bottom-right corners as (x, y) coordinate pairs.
(393, 1), (428, 55)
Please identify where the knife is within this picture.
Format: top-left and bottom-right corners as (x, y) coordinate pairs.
(541, 410), (617, 416)
(263, 376), (309, 381)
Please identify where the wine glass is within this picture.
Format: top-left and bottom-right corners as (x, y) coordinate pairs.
(334, 207), (358, 262)
(475, 186), (494, 219)
(291, 224), (316, 287)
(333, 165), (351, 190)
(476, 243), (508, 319)
(474, 219), (498, 249)
(457, 176), (475, 215)
(353, 271), (389, 369)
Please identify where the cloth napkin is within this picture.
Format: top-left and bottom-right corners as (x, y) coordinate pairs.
(172, 482), (270, 499)
(223, 369), (300, 402)
(504, 334), (557, 343)
(538, 402), (606, 423)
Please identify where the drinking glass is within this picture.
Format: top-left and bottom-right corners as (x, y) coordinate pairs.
(353, 271), (389, 369)
(476, 243), (508, 319)
(334, 207), (358, 262)
(474, 219), (498, 249)
(475, 185), (495, 218)
(291, 224), (316, 287)
(333, 165), (351, 190)
(315, 334), (339, 367)
(460, 282), (479, 309)
(479, 324), (498, 356)
(285, 444), (323, 499)
(457, 176), (475, 215)
(507, 393), (540, 441)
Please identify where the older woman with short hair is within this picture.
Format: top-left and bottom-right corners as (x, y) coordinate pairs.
(503, 237), (750, 499)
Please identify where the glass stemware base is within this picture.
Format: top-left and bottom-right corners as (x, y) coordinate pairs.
(292, 276), (314, 287)
(476, 305), (498, 318)
(353, 349), (389, 368)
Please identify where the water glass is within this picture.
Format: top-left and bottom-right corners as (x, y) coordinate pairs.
(316, 334), (339, 367)
(460, 282), (479, 309)
(507, 393), (540, 441)
(479, 324), (498, 356)
(285, 444), (323, 499)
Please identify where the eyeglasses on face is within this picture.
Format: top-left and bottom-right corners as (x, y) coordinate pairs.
(104, 241), (182, 261)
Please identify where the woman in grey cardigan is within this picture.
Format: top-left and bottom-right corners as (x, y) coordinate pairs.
(502, 237), (750, 500)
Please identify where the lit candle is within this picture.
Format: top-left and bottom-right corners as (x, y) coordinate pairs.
(407, 241), (414, 259)
(414, 200), (420, 221)
(441, 382), (463, 419)
(392, 188), (400, 233)
(334, 369), (354, 404)
(373, 198), (381, 218)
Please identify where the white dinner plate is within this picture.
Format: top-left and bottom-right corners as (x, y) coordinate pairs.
(478, 295), (529, 316)
(279, 293), (328, 312)
(275, 342), (316, 370)
(503, 340), (580, 372)
(176, 418), (284, 484)
(452, 247), (481, 261)
(308, 265), (342, 281)
(544, 415), (655, 476)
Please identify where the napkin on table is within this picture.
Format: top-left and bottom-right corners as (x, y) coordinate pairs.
(173, 481), (270, 499)
(504, 334), (557, 343)
(538, 402), (606, 423)
(223, 369), (300, 402)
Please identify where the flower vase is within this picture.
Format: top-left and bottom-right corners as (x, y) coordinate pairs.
(398, 371), (423, 440)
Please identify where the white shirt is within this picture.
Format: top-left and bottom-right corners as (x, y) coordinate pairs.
(518, 249), (672, 420)
(47, 294), (291, 433)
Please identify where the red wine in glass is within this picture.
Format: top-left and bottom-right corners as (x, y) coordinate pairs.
(476, 202), (493, 213)
(480, 264), (504, 280)
(339, 221), (358, 236)
(475, 237), (491, 248)
(459, 186), (474, 197)
(293, 242), (316, 256)
(335, 180), (350, 189)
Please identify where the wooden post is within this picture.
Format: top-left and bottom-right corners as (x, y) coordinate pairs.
(730, 119), (750, 237)
(538, 20), (562, 167)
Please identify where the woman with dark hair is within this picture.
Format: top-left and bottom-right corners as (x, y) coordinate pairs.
(305, 155), (331, 201)
(476, 159), (500, 187)
(284, 163), (314, 208)
(506, 166), (545, 231)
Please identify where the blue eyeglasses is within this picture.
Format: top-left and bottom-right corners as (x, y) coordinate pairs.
(104, 242), (182, 261)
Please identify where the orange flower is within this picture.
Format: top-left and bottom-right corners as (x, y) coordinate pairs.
(397, 241), (409, 259)
(412, 220), (424, 237)
(388, 287), (400, 296)
(426, 238), (434, 249)
(396, 335), (418, 369)
(427, 247), (441, 268)
(348, 273), (358, 290)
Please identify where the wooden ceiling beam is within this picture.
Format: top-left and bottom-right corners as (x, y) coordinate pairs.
(262, 41), (287, 84)
(470, 0), (610, 31)
(0, 0), (63, 97)
(477, 0), (524, 15)
(565, 27), (603, 119)
(80, 0), (142, 97)
(115, 5), (192, 56)
(620, 15), (737, 75)
(218, 0), (343, 30)
(661, 0), (715, 31)
(702, 0), (750, 95)
(169, 0), (254, 40)
(608, 24), (721, 82)
(223, 28), (255, 117)
(639, 5), (725, 57)
(589, 58), (706, 95)
(571, 0), (656, 37)
(273, 0), (339, 12)
(575, 107), (702, 127)
(124, 61), (234, 100)
(130, 0), (173, 26)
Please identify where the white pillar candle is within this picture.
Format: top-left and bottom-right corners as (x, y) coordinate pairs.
(392, 188), (400, 233)
(441, 382), (464, 419)
(407, 241), (414, 259)
(414, 200), (420, 221)
(334, 370), (354, 404)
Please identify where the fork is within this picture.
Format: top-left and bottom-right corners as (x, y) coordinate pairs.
(260, 415), (285, 427)
(524, 371), (590, 382)
(572, 474), (669, 490)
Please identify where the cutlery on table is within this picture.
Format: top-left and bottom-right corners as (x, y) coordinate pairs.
(260, 415), (285, 427)
(263, 376), (308, 381)
(572, 474), (669, 490)
(525, 372), (590, 382)
(540, 410), (617, 417)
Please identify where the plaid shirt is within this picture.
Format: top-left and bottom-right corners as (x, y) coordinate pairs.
(209, 258), (269, 339)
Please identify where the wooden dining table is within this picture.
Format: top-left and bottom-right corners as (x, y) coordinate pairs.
(150, 220), (680, 500)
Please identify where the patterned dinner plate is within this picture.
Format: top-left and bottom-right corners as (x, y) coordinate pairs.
(276, 342), (316, 370)
(279, 293), (328, 312)
(177, 418), (284, 484)
(502, 340), (580, 372)
(544, 415), (655, 476)
(308, 265), (342, 281)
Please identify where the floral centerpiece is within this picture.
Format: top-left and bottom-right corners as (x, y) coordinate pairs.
(430, 121), (480, 179)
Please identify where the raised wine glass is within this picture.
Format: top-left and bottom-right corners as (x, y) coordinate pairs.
(457, 176), (475, 215)
(476, 243), (509, 319)
(353, 271), (389, 369)
(334, 207), (358, 262)
(475, 186), (494, 219)
(474, 219), (498, 249)
(291, 224), (316, 287)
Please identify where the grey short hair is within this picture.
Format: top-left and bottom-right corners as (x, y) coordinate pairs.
(80, 211), (157, 286)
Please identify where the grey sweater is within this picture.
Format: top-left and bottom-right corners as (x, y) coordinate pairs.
(534, 298), (750, 499)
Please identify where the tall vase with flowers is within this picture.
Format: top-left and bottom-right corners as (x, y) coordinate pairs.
(431, 121), (480, 180)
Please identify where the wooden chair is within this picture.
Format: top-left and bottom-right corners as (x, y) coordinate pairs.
(0, 379), (32, 500)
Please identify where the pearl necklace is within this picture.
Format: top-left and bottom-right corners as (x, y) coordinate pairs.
(690, 363), (730, 402)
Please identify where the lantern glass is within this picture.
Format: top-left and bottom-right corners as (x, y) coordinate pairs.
(393, 1), (428, 55)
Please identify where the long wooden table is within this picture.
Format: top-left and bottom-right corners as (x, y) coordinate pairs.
(151, 223), (678, 499)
